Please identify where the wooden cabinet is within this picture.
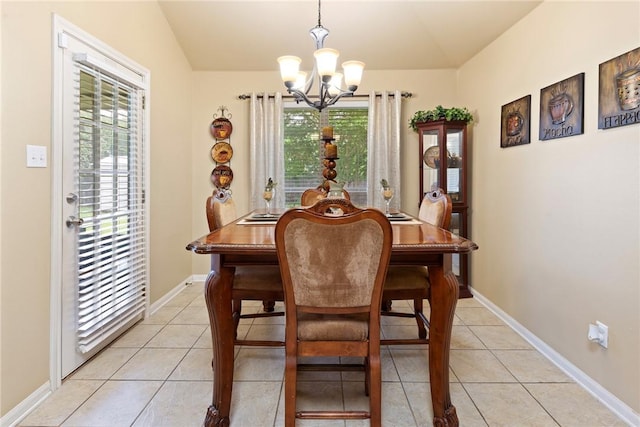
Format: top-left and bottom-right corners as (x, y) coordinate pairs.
(417, 120), (472, 298)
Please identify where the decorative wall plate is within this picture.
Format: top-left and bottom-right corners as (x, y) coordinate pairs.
(211, 165), (234, 189)
(210, 117), (233, 140)
(211, 142), (233, 163)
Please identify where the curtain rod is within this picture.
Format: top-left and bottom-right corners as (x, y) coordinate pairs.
(238, 91), (412, 100)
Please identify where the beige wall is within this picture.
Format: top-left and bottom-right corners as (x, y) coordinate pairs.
(458, 1), (640, 413)
(189, 70), (459, 273)
(2, 0), (639, 421)
(0, 1), (193, 414)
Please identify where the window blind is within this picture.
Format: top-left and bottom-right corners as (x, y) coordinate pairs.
(73, 63), (146, 353)
(283, 106), (368, 206)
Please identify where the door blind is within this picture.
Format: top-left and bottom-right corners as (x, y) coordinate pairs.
(73, 63), (146, 353)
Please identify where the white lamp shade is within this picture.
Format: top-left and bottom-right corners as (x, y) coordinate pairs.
(293, 72), (307, 90)
(278, 56), (301, 83)
(328, 73), (342, 96)
(314, 48), (339, 78)
(342, 60), (365, 87)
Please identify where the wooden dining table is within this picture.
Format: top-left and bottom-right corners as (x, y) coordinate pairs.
(186, 209), (478, 427)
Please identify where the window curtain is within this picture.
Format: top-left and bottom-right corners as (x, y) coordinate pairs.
(367, 90), (402, 211)
(249, 93), (285, 210)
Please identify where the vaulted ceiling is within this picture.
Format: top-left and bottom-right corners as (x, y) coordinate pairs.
(158, 0), (542, 72)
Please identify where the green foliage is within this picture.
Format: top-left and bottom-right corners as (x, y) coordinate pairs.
(409, 105), (473, 132)
(283, 109), (322, 178)
(329, 109), (368, 186)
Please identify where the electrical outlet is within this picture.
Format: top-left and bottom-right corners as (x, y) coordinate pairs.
(588, 321), (608, 348)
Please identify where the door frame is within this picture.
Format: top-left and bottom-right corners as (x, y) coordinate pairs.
(50, 14), (151, 388)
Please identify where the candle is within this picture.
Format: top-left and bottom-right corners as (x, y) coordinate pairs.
(322, 126), (334, 139)
(325, 143), (337, 158)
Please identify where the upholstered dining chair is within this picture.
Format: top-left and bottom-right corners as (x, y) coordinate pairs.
(275, 198), (392, 426)
(380, 188), (452, 345)
(206, 195), (284, 346)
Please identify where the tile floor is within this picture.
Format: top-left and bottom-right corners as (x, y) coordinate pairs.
(20, 281), (627, 427)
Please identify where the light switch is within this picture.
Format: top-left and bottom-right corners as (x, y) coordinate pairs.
(26, 145), (47, 168)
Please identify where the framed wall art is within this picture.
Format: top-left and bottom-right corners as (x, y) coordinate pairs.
(598, 46), (640, 129)
(539, 73), (585, 141)
(501, 95), (531, 148)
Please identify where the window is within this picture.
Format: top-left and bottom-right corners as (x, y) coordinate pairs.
(283, 103), (368, 206)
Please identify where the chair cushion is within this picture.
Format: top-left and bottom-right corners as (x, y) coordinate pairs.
(233, 266), (283, 291)
(383, 266), (429, 290)
(297, 313), (369, 341)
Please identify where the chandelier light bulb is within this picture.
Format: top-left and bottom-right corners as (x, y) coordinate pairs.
(327, 73), (343, 96)
(314, 48), (339, 80)
(278, 56), (302, 85)
(342, 60), (365, 88)
(293, 72), (308, 90)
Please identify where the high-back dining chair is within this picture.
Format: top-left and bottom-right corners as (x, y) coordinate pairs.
(206, 195), (284, 346)
(275, 198), (392, 426)
(380, 188), (452, 345)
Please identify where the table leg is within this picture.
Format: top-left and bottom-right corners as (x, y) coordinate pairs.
(204, 266), (235, 427)
(428, 260), (460, 427)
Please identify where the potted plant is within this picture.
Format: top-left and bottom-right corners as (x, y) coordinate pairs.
(409, 105), (473, 132)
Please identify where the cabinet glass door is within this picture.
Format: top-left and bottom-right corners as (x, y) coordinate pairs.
(446, 128), (464, 203)
(450, 212), (462, 277)
(421, 129), (440, 196)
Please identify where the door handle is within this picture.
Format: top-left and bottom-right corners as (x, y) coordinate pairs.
(66, 193), (78, 203)
(66, 216), (84, 228)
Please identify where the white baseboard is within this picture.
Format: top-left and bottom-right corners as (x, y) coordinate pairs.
(191, 274), (208, 283)
(1, 382), (51, 427)
(148, 275), (200, 316)
(470, 287), (640, 427)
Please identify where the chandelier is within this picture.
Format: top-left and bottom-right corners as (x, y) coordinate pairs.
(277, 0), (365, 112)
